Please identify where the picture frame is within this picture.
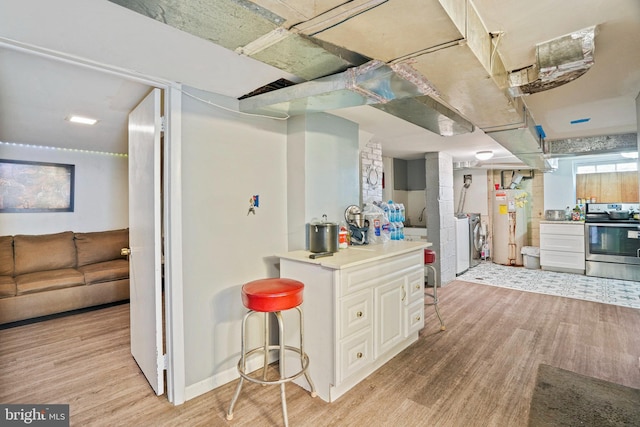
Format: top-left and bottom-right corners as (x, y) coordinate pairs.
(0, 159), (75, 213)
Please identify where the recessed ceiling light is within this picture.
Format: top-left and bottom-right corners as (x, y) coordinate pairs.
(67, 115), (98, 125)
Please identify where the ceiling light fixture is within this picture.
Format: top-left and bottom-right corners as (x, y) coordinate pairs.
(475, 151), (494, 161)
(67, 115), (98, 125)
(621, 151), (638, 159)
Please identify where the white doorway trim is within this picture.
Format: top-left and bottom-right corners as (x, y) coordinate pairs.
(0, 37), (186, 404)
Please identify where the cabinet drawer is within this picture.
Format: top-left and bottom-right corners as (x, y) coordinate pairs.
(340, 251), (423, 296)
(540, 234), (585, 253)
(406, 269), (424, 304)
(404, 300), (424, 337)
(339, 290), (372, 339)
(338, 329), (372, 383)
(540, 249), (586, 269)
(540, 223), (584, 236)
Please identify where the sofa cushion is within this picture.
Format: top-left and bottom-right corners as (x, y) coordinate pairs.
(77, 259), (129, 285)
(0, 236), (14, 276)
(75, 229), (129, 267)
(15, 268), (85, 295)
(14, 231), (76, 276)
(0, 276), (16, 298)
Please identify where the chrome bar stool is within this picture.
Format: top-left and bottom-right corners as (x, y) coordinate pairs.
(424, 249), (445, 331)
(226, 278), (316, 426)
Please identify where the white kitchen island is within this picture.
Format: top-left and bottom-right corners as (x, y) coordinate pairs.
(278, 240), (431, 402)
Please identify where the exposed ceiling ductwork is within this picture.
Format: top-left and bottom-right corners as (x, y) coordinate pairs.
(239, 60), (474, 136)
(508, 26), (597, 97)
(109, 0), (603, 171)
(546, 133), (638, 157)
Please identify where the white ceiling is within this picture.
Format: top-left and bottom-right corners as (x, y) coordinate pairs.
(0, 0), (638, 167)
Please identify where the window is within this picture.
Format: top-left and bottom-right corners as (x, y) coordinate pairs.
(575, 159), (638, 203)
(576, 161), (637, 174)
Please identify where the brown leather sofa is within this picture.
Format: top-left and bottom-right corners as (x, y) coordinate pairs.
(0, 229), (130, 325)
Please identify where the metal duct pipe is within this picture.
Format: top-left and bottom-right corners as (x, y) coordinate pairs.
(508, 26), (597, 97)
(239, 60), (474, 136)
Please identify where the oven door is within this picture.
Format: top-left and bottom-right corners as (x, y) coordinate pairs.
(585, 222), (640, 265)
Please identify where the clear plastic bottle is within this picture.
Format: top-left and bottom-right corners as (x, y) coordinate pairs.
(399, 203), (406, 222)
(383, 202), (391, 221)
(389, 222), (397, 240)
(482, 242), (489, 260)
(397, 221), (404, 240)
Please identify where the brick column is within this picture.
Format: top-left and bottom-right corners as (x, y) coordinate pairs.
(360, 139), (383, 204)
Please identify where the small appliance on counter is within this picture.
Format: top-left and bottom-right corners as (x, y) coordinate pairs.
(544, 209), (567, 221)
(308, 214), (338, 254)
(345, 205), (369, 245)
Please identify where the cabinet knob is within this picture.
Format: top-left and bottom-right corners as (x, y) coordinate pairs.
(356, 311), (363, 318)
(415, 315), (421, 321)
(357, 352), (363, 359)
(415, 283), (421, 290)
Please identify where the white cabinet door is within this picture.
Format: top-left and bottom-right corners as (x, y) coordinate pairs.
(374, 277), (404, 358)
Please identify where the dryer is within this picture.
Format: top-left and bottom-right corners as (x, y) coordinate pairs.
(455, 215), (470, 275)
(467, 213), (483, 268)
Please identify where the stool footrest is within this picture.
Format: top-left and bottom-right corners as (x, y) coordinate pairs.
(238, 345), (311, 386)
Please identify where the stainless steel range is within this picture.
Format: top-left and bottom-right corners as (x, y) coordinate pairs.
(584, 203), (640, 281)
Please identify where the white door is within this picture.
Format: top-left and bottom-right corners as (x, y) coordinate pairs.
(128, 88), (164, 395)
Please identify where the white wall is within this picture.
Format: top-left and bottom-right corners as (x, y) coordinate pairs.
(303, 113), (359, 226)
(178, 94), (362, 398)
(179, 88), (289, 396)
(543, 158), (575, 210)
(0, 143), (128, 235)
(287, 113), (359, 251)
(179, 93), (361, 399)
(453, 168), (489, 216)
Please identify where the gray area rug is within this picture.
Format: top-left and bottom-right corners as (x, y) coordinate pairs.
(529, 364), (640, 426)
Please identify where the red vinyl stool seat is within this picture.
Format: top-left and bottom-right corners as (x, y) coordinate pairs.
(242, 278), (304, 312)
(424, 249), (445, 331)
(424, 249), (436, 265)
(227, 278), (316, 426)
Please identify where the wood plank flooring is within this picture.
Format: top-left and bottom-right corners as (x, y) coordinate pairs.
(1, 280), (639, 426)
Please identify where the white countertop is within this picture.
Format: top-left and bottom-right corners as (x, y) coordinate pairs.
(278, 240), (431, 270)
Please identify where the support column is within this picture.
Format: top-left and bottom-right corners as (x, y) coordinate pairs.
(425, 152), (456, 286)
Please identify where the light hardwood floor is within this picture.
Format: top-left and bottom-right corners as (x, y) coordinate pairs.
(1, 280), (639, 426)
